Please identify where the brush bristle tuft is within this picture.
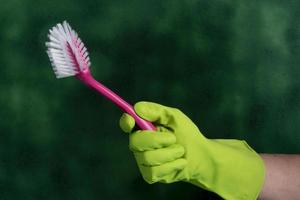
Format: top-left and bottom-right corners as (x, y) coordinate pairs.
(46, 21), (91, 78)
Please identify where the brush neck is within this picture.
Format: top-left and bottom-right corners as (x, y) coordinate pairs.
(75, 70), (156, 131)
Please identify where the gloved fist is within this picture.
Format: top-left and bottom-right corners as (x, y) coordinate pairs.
(120, 102), (265, 200)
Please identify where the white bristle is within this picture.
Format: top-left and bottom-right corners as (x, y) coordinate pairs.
(46, 21), (91, 78)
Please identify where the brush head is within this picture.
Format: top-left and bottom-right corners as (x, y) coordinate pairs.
(46, 21), (91, 78)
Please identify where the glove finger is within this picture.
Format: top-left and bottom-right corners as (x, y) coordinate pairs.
(119, 113), (135, 133)
(129, 130), (176, 151)
(139, 158), (187, 184)
(134, 101), (178, 126)
(134, 144), (185, 166)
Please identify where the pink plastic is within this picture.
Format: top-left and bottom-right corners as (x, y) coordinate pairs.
(76, 69), (156, 131)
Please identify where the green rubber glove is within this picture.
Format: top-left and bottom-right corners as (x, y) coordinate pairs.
(120, 101), (265, 200)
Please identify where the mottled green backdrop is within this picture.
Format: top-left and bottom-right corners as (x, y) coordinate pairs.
(0, 0), (299, 199)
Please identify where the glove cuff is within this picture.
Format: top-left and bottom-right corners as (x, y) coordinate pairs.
(191, 139), (265, 200)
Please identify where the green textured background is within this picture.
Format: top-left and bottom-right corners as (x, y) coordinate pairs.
(0, 0), (299, 199)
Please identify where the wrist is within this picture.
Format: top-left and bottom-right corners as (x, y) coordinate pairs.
(187, 138), (265, 199)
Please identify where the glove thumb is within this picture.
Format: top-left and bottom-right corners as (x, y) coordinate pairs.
(134, 101), (175, 126)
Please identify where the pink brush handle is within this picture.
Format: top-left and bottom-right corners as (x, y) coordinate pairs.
(76, 70), (156, 131)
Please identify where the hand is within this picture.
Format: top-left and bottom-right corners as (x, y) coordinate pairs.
(120, 101), (265, 199)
